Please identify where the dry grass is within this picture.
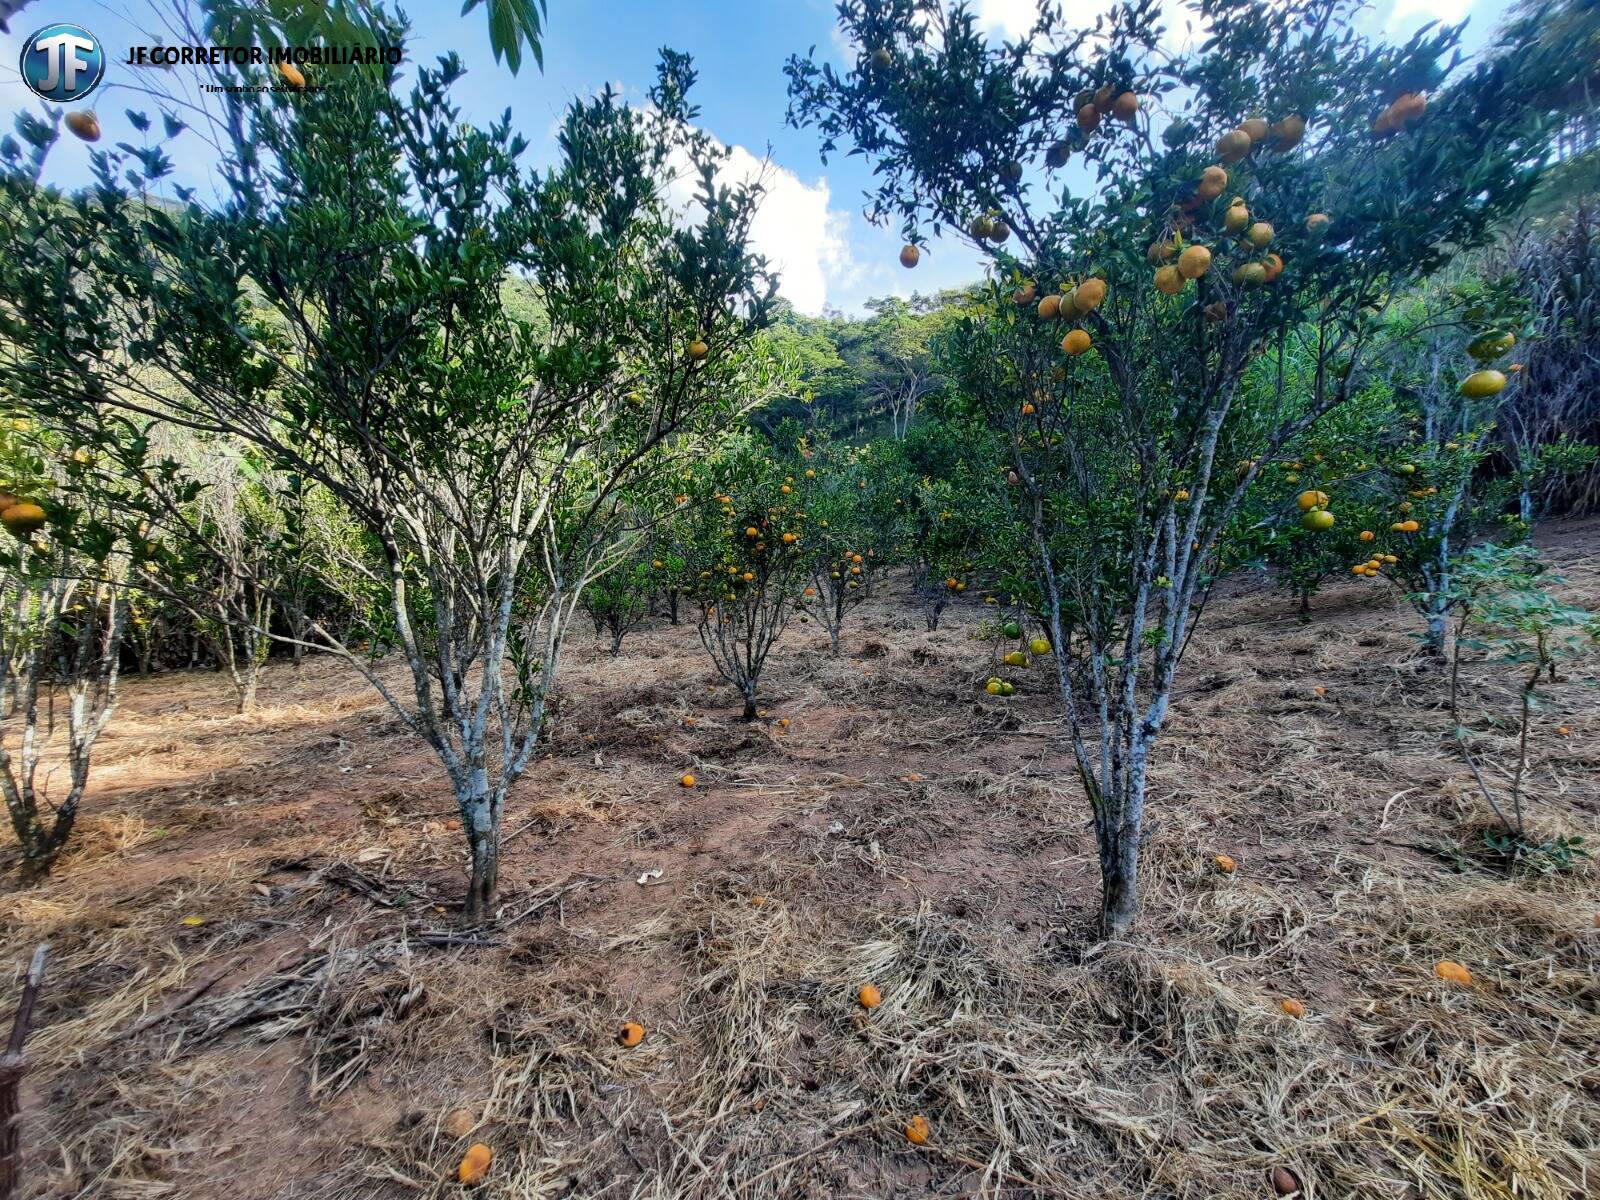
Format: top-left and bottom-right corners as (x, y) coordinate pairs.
(3, 520), (1598, 1199)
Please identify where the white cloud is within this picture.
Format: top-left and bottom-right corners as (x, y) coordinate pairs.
(974, 0), (1043, 39)
(667, 138), (859, 316)
(1387, 0), (1475, 28)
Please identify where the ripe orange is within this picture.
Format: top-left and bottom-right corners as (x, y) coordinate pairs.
(1154, 265), (1185, 295)
(1111, 91), (1139, 122)
(1305, 212), (1331, 235)
(1, 503), (47, 537)
(64, 110), (101, 142)
(905, 1115), (931, 1145)
(617, 1021), (646, 1047)
(1061, 329), (1092, 356)
(1240, 117), (1269, 142)
(680, 773), (696, 788)
(1072, 277), (1107, 313)
(1178, 245), (1212, 279)
(1433, 960), (1472, 986)
(1077, 104), (1101, 134)
(1279, 998), (1306, 1018)
(1214, 853), (1237, 874)
(857, 983), (882, 1009)
(688, 339), (709, 360)
(1246, 221), (1274, 248)
(278, 61), (306, 89)
(1037, 294), (1062, 319)
(1359, 530), (1375, 541)
(1216, 128), (1252, 163)
(899, 244), (920, 268)
(458, 1143), (493, 1185)
(1268, 114), (1306, 152)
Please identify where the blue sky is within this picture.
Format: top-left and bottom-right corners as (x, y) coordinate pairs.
(3, 0), (1511, 315)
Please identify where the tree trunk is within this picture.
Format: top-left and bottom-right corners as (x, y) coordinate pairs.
(1099, 851), (1139, 938)
(236, 663), (259, 714)
(462, 779), (498, 920)
(741, 685), (757, 721)
(1424, 604), (1448, 659)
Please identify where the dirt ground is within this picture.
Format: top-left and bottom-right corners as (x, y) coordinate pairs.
(3, 521), (1598, 1200)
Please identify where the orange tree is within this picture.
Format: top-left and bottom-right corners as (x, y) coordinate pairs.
(788, 0), (1555, 933)
(0, 7), (776, 915)
(793, 432), (906, 653)
(677, 436), (812, 719)
(1228, 355), (1400, 620)
(0, 419), (131, 877)
(1346, 287), (1591, 655)
(892, 416), (998, 631)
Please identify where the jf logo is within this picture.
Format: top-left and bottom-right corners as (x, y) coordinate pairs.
(18, 23), (106, 103)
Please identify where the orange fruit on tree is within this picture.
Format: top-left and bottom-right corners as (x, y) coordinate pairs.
(1037, 293), (1062, 319)
(1077, 103), (1101, 133)
(1072, 277), (1107, 313)
(278, 61), (306, 89)
(1196, 169), (1227, 201)
(1178, 244), (1212, 279)
(1261, 253), (1284, 283)
(64, 110), (101, 142)
(1111, 91), (1139, 122)
(1305, 212), (1331, 235)
(1, 503), (47, 538)
(1246, 221), (1275, 248)
(1268, 113), (1306, 151)
(1224, 201), (1249, 233)
(1216, 128), (1252, 162)
(688, 338), (710, 359)
(1240, 116), (1269, 142)
(1459, 369), (1506, 399)
(1154, 265), (1185, 295)
(1061, 329), (1092, 356)
(1394, 92), (1427, 125)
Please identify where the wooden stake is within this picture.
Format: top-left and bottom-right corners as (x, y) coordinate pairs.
(1, 944), (49, 1200)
